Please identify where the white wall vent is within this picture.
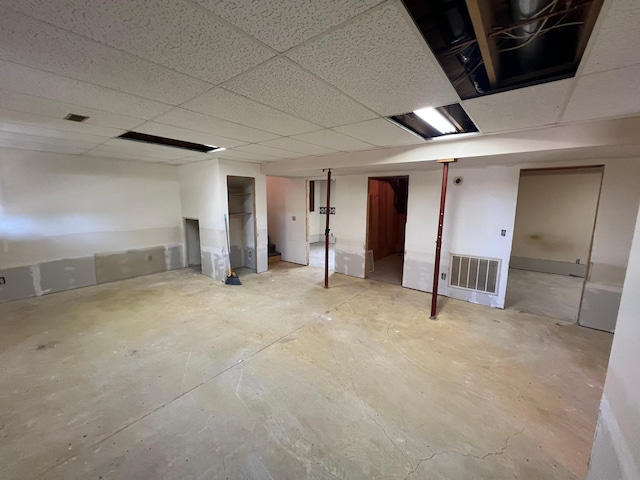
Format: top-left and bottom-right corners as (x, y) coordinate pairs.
(450, 255), (500, 294)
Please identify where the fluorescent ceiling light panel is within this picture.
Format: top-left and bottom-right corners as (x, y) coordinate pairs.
(413, 107), (457, 134)
(207, 146), (226, 153)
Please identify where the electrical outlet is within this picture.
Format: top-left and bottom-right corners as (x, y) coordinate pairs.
(576, 259), (581, 264)
(441, 273), (446, 280)
(0, 277), (5, 285)
(501, 229), (506, 236)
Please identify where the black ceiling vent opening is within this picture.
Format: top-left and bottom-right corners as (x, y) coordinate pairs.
(402, 0), (604, 99)
(389, 102), (478, 140)
(118, 131), (219, 153)
(64, 113), (89, 122)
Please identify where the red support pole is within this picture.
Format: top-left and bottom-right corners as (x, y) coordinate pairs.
(324, 169), (332, 288)
(431, 161), (452, 319)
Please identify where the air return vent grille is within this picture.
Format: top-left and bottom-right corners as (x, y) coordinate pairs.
(450, 255), (500, 294)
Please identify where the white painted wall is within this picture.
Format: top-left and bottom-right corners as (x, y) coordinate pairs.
(0, 148), (182, 268)
(266, 176), (308, 265)
(179, 158), (268, 281)
(587, 205), (640, 480)
(329, 157), (640, 315)
(334, 176), (368, 278)
(403, 165), (519, 308)
(512, 169), (602, 264)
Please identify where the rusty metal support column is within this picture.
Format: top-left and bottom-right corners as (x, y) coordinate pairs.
(431, 159), (456, 319)
(324, 169), (332, 288)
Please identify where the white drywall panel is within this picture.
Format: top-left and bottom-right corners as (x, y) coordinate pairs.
(0, 148), (182, 269)
(403, 166), (519, 308)
(334, 176), (367, 278)
(266, 176), (308, 265)
(587, 204), (640, 480)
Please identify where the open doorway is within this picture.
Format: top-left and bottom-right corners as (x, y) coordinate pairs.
(227, 176), (257, 274)
(505, 166), (604, 323)
(308, 178), (335, 270)
(185, 218), (202, 273)
(366, 176), (409, 285)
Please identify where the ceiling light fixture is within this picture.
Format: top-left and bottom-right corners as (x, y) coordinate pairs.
(413, 108), (457, 135)
(207, 146), (226, 153)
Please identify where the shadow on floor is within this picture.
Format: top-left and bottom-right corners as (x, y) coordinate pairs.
(368, 254), (403, 286)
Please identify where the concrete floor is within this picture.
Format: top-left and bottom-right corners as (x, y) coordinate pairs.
(505, 269), (585, 322)
(0, 264), (611, 479)
(368, 254), (404, 286)
(309, 241), (335, 270)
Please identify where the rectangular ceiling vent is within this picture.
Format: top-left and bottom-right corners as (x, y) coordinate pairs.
(64, 113), (89, 122)
(118, 131), (221, 153)
(450, 254), (500, 294)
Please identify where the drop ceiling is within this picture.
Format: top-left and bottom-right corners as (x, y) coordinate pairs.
(0, 0), (637, 166)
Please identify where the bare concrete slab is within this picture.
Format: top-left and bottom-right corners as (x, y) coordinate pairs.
(0, 265), (612, 479)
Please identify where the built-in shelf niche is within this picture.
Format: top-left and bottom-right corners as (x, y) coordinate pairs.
(227, 176), (256, 271)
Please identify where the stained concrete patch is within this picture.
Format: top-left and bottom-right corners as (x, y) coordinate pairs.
(0, 265), (36, 303)
(95, 246), (167, 284)
(39, 257), (96, 295)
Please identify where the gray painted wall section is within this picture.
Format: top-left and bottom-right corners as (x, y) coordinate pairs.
(95, 246), (167, 284)
(510, 256), (587, 277)
(0, 266), (37, 302)
(0, 244), (184, 303)
(39, 257), (96, 294)
(578, 282), (622, 332)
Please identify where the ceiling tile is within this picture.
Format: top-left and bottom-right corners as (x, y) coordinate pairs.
(234, 144), (303, 160)
(87, 150), (170, 163)
(89, 139), (203, 160)
(193, 0), (384, 52)
(0, 108), (125, 138)
(154, 108), (279, 143)
(332, 118), (423, 147)
(182, 88), (322, 136)
(0, 89), (145, 130)
(134, 122), (247, 149)
(581, 0), (640, 75)
(0, 8), (211, 104)
(1, 0), (275, 84)
(0, 122), (111, 144)
(260, 137), (338, 156)
(215, 149), (280, 162)
(287, 2), (458, 116)
(291, 129), (375, 152)
(463, 79), (573, 133)
(0, 131), (99, 154)
(0, 60), (173, 120)
(562, 64), (640, 123)
(224, 57), (377, 127)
